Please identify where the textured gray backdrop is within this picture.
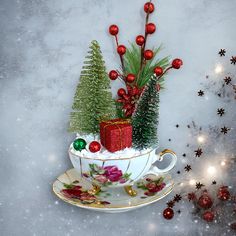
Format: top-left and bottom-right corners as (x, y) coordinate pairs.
(0, 0), (236, 235)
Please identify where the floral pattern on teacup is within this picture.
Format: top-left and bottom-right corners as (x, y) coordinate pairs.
(83, 164), (132, 186)
(61, 182), (110, 205)
(137, 176), (166, 196)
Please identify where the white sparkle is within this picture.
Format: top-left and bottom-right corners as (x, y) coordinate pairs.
(221, 160), (226, 166)
(197, 135), (205, 144)
(189, 179), (196, 185)
(214, 64), (223, 74)
(207, 166), (216, 175)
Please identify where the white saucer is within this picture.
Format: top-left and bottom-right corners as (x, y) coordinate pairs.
(52, 168), (174, 213)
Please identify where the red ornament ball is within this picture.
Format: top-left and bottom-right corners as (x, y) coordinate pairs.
(109, 70), (118, 80)
(136, 35), (145, 46)
(117, 88), (126, 97)
(217, 186), (230, 201)
(109, 24), (119, 36)
(89, 141), (101, 153)
(144, 50), (154, 60)
(145, 23), (156, 34)
(154, 66), (163, 76)
(172, 58), (183, 69)
(144, 2), (155, 13)
(163, 208), (174, 220)
(203, 211), (214, 222)
(117, 45), (126, 55)
(197, 194), (213, 209)
(126, 74), (136, 83)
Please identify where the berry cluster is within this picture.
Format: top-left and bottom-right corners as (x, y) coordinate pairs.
(108, 1), (183, 117)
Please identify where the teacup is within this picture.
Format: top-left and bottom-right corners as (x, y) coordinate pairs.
(69, 145), (177, 195)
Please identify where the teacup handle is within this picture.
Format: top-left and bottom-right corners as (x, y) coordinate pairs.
(146, 149), (177, 175)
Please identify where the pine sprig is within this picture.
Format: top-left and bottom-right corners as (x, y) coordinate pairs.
(123, 44), (170, 88)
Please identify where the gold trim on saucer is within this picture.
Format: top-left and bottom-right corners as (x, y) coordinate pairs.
(52, 168), (174, 211)
(124, 186), (137, 197)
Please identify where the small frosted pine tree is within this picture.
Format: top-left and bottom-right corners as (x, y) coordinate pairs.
(132, 75), (159, 150)
(68, 40), (116, 134)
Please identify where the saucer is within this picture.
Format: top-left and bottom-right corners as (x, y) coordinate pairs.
(52, 168), (174, 213)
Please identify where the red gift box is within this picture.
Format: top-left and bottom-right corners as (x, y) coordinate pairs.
(100, 118), (132, 152)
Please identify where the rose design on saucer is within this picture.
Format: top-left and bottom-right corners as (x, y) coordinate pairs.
(61, 183), (110, 205)
(137, 177), (166, 196)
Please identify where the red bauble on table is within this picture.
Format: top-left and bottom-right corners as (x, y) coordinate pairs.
(145, 23), (156, 34)
(172, 58), (183, 69)
(202, 211), (214, 222)
(217, 186), (230, 201)
(197, 193), (213, 209)
(109, 24), (119, 36)
(144, 2), (155, 13)
(89, 141), (101, 153)
(109, 70), (118, 80)
(117, 45), (126, 55)
(154, 66), (163, 76)
(163, 207), (174, 220)
(117, 88), (126, 97)
(136, 35), (145, 46)
(144, 50), (154, 60)
(126, 74), (136, 83)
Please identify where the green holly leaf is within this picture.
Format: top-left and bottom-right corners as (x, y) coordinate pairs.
(122, 173), (132, 180)
(63, 183), (74, 189)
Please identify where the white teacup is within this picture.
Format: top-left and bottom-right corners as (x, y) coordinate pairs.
(69, 145), (177, 191)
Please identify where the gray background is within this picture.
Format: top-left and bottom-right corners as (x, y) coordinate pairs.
(0, 0), (236, 235)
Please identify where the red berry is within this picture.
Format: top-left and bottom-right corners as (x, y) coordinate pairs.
(172, 58), (183, 69)
(126, 74), (136, 83)
(154, 66), (163, 76)
(203, 211), (214, 222)
(109, 24), (119, 36)
(122, 94), (130, 101)
(136, 35), (145, 46)
(132, 86), (139, 96)
(117, 45), (126, 55)
(156, 84), (161, 91)
(144, 2), (155, 13)
(144, 50), (154, 60)
(163, 208), (174, 220)
(117, 88), (126, 97)
(89, 141), (101, 153)
(145, 23), (156, 34)
(109, 70), (118, 80)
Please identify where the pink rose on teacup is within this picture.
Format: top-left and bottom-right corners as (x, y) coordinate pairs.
(104, 166), (123, 182)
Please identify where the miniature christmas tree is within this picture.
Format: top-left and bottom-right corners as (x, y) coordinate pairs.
(68, 40), (116, 134)
(132, 75), (160, 149)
